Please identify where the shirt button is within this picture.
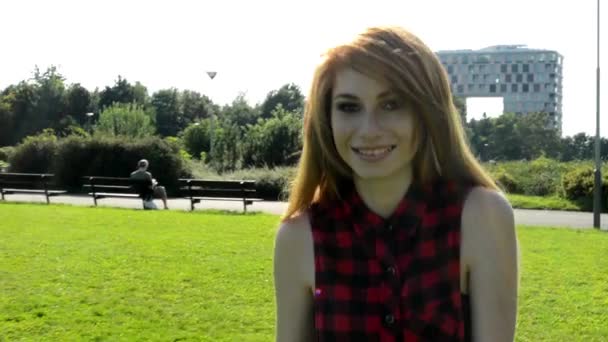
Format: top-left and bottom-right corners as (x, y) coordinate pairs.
(387, 224), (393, 231)
(386, 266), (396, 276)
(384, 314), (395, 326)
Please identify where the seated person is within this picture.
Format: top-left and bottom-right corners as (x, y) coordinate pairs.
(130, 159), (168, 209)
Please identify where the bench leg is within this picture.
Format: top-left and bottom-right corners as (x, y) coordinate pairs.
(93, 196), (98, 206)
(243, 198), (247, 213)
(190, 198), (195, 211)
(1, 190), (4, 201)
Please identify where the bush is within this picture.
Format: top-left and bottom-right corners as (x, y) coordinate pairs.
(8, 130), (58, 173)
(486, 157), (565, 196)
(182, 121), (211, 161)
(94, 103), (156, 138)
(53, 135), (192, 193)
(189, 163), (296, 200)
(0, 146), (15, 162)
(562, 166), (608, 211)
(491, 168), (518, 193)
(240, 107), (302, 168)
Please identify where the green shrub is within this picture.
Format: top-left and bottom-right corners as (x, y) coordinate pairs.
(486, 157), (566, 196)
(53, 135), (192, 193)
(0, 146), (15, 163)
(189, 163), (296, 200)
(8, 130), (58, 173)
(561, 166), (608, 211)
(182, 121), (211, 160)
(491, 168), (519, 193)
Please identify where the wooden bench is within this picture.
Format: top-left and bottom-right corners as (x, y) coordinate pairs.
(179, 179), (261, 212)
(0, 173), (66, 204)
(82, 176), (154, 208)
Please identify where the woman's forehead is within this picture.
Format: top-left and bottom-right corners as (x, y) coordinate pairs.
(333, 68), (392, 99)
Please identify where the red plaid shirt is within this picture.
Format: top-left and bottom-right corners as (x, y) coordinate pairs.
(310, 179), (472, 341)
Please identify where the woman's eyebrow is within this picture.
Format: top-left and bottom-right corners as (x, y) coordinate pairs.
(333, 94), (358, 100)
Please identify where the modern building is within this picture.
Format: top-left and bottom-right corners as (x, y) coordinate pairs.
(436, 45), (563, 132)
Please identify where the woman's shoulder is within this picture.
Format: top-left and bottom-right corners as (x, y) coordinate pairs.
(275, 210), (315, 289)
(460, 186), (515, 262)
(463, 186), (513, 221)
(276, 210), (313, 254)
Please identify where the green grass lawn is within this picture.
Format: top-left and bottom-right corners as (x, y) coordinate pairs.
(1, 203), (607, 341)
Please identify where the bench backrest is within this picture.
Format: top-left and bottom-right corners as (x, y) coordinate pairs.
(82, 176), (153, 196)
(178, 179), (257, 199)
(0, 173), (56, 190)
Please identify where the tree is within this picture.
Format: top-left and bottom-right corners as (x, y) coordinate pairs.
(0, 95), (15, 146)
(220, 93), (260, 126)
(182, 120), (212, 160)
(95, 103), (155, 138)
(260, 83), (304, 119)
(208, 120), (242, 172)
(151, 88), (181, 137)
(453, 96), (467, 124)
(241, 105), (303, 168)
(98, 76), (148, 109)
(517, 112), (560, 160)
(65, 83), (92, 125)
(180, 90), (217, 123)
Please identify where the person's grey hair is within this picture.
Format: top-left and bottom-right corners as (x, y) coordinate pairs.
(138, 159), (149, 169)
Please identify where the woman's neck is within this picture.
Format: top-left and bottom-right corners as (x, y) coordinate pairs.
(353, 165), (413, 219)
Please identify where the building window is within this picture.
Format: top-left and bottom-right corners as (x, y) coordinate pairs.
(516, 74), (523, 83)
(512, 84), (518, 92)
(500, 84), (507, 93)
(468, 64), (474, 72)
(448, 65), (454, 73)
(501, 64), (507, 73)
(480, 64), (486, 72)
(462, 56), (469, 64)
(534, 84), (541, 92)
(527, 74), (534, 82)
(490, 84), (496, 93)
(451, 75), (458, 84)
(523, 84), (529, 92)
(468, 84), (474, 91)
(457, 84), (464, 93)
(506, 74), (512, 82)
(523, 64), (529, 72)
(512, 64), (519, 72)
(473, 75), (479, 81)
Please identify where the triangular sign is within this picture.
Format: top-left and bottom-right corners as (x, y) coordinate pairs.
(206, 71), (217, 80)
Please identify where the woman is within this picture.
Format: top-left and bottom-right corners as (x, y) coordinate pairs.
(274, 26), (519, 341)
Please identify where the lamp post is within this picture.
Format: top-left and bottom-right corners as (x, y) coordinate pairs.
(206, 71), (217, 161)
(85, 112), (94, 134)
(593, 0), (601, 229)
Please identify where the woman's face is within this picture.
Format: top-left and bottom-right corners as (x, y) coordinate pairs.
(330, 68), (419, 181)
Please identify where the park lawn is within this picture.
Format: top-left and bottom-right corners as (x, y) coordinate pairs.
(1, 204), (607, 341)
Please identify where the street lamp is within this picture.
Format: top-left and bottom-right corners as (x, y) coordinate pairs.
(593, 0), (601, 229)
(206, 71), (217, 160)
(85, 112), (94, 133)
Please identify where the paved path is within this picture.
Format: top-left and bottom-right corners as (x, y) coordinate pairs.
(2, 194), (608, 231)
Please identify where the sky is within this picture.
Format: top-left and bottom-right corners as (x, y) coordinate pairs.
(0, 0), (605, 137)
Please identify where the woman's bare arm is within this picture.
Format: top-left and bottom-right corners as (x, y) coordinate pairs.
(273, 212), (315, 342)
(462, 187), (519, 342)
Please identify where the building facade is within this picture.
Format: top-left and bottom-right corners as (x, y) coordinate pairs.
(436, 45), (563, 131)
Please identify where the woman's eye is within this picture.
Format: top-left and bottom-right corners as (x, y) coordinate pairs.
(336, 102), (360, 113)
(382, 100), (401, 111)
